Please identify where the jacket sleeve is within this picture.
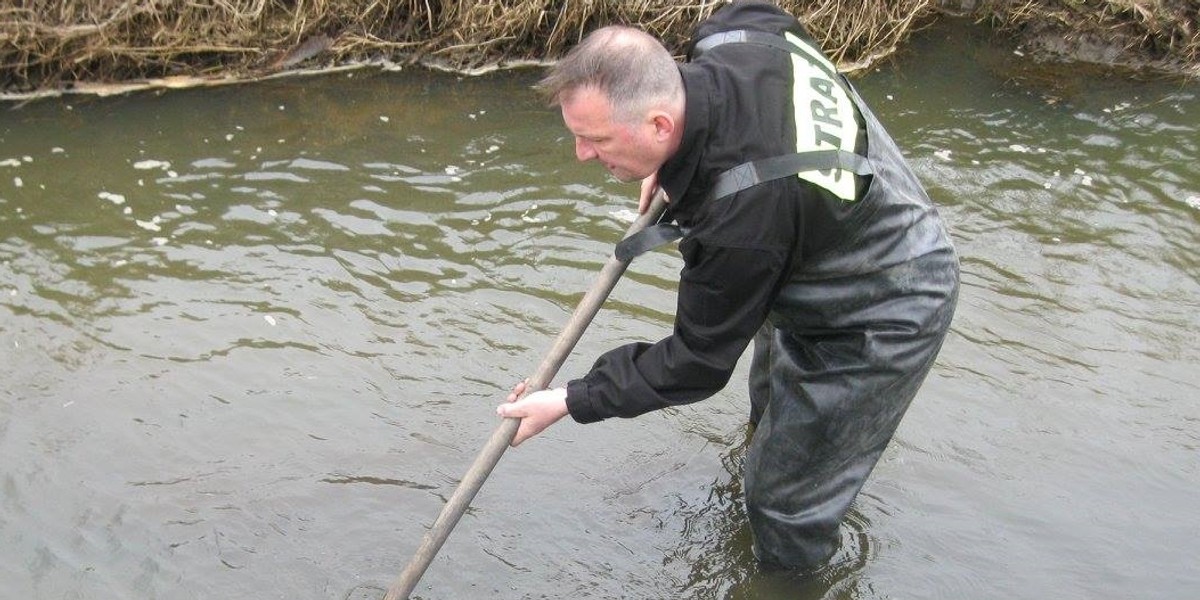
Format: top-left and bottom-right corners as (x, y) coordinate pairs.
(565, 238), (790, 423)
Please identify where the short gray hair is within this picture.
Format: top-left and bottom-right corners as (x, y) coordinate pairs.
(537, 26), (683, 123)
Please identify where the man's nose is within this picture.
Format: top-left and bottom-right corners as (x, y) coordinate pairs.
(575, 138), (597, 162)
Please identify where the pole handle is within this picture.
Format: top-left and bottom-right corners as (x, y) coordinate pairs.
(384, 193), (670, 600)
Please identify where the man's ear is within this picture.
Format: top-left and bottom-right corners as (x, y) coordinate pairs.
(650, 112), (676, 141)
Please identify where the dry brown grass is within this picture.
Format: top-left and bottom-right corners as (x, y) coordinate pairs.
(0, 0), (938, 94)
(420, 0), (941, 69)
(0, 0), (1194, 95)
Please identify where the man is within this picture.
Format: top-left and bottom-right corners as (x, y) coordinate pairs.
(497, 0), (959, 571)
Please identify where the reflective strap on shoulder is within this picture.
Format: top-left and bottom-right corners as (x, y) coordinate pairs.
(692, 29), (871, 201)
(711, 150), (872, 201)
(692, 29), (839, 81)
(615, 222), (688, 262)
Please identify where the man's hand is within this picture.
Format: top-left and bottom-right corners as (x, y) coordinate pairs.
(496, 381), (569, 447)
(639, 172), (667, 214)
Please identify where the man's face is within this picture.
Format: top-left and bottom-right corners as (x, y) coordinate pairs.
(560, 87), (662, 183)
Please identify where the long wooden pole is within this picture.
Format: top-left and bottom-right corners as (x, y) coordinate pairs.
(384, 193), (669, 600)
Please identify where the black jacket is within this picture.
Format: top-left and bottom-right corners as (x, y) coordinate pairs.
(565, 1), (947, 423)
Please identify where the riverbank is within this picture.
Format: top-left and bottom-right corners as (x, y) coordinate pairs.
(1, 0), (1196, 100)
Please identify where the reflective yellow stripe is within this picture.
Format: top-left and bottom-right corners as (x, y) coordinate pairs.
(785, 32), (859, 202)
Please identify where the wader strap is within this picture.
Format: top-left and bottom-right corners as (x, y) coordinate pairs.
(692, 30), (839, 81)
(623, 31), (871, 259)
(693, 30), (873, 201)
(711, 150), (872, 201)
(615, 223), (688, 262)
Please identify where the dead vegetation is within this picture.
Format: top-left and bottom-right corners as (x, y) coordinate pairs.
(0, 0), (1195, 97)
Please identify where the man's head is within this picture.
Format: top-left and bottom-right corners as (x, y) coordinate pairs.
(537, 26), (685, 182)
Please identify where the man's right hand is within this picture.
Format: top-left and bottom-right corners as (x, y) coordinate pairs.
(639, 172), (665, 214)
(497, 381), (569, 447)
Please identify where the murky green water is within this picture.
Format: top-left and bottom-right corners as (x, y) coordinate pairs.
(2, 21), (1197, 600)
